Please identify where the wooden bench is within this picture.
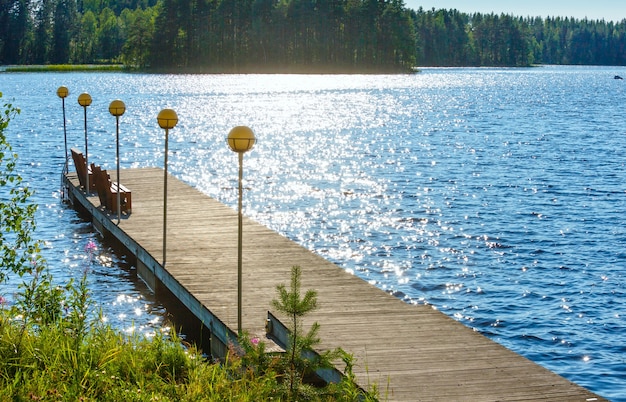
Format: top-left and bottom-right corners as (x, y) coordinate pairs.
(91, 164), (132, 214)
(70, 148), (95, 191)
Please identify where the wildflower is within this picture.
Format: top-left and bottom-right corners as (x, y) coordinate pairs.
(251, 337), (260, 346)
(85, 240), (97, 253)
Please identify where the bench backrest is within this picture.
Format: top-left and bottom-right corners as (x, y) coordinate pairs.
(71, 148), (87, 188)
(90, 163), (112, 209)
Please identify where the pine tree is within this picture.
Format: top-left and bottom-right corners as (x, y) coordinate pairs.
(271, 265), (342, 400)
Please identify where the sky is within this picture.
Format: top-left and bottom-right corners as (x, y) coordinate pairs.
(404, 0), (626, 22)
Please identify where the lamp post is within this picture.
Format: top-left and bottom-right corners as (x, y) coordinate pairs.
(57, 86), (69, 175)
(157, 109), (178, 267)
(227, 125), (256, 335)
(109, 100), (126, 224)
(78, 93), (92, 193)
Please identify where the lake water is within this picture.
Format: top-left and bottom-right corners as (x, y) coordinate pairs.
(1, 66), (625, 400)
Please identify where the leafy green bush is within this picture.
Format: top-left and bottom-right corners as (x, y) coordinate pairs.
(0, 92), (41, 283)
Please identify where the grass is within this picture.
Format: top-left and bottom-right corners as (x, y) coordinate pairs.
(0, 305), (377, 401)
(0, 266), (379, 401)
(0, 311), (246, 401)
(3, 64), (125, 72)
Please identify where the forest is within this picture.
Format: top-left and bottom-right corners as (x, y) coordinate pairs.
(1, 0), (626, 71)
(413, 8), (626, 67)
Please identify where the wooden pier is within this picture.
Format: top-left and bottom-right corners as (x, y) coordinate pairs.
(64, 168), (603, 401)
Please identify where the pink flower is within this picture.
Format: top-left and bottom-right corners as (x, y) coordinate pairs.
(85, 240), (97, 253)
(251, 337), (260, 346)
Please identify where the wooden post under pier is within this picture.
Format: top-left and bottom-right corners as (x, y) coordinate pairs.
(63, 168), (604, 401)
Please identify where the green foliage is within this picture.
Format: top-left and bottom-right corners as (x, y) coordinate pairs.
(0, 265), (378, 401)
(4, 64), (125, 72)
(267, 265), (377, 401)
(0, 0), (415, 72)
(412, 8), (626, 67)
(4, 0), (626, 69)
(413, 9), (532, 66)
(14, 261), (65, 325)
(0, 303), (219, 401)
(0, 93), (41, 284)
(0, 258), (376, 400)
(120, 6), (157, 68)
(147, 0), (416, 71)
(272, 265), (320, 398)
(217, 265), (378, 400)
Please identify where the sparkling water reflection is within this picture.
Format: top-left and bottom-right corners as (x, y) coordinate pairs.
(1, 66), (625, 400)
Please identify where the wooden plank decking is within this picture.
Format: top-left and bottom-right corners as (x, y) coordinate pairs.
(64, 167), (603, 401)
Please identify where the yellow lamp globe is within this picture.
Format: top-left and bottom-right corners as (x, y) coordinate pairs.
(57, 86), (69, 98)
(157, 109), (178, 129)
(78, 93), (92, 107)
(109, 99), (126, 117)
(227, 126), (256, 153)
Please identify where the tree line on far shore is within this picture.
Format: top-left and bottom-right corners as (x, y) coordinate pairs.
(413, 8), (626, 67)
(1, 0), (626, 72)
